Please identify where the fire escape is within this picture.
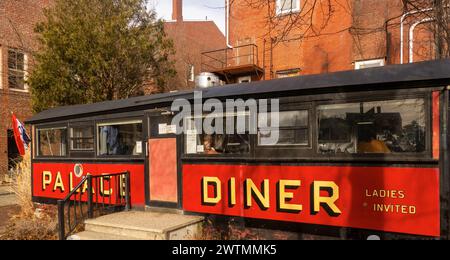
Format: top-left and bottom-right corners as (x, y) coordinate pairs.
(201, 44), (264, 84)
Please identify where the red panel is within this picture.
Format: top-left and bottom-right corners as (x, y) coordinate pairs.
(183, 164), (440, 237)
(33, 163), (145, 207)
(433, 91), (440, 160)
(149, 139), (178, 203)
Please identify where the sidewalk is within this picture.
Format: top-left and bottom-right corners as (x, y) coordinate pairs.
(0, 185), (17, 207)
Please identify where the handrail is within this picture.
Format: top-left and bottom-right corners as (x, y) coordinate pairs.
(201, 44), (260, 72)
(57, 171), (131, 240)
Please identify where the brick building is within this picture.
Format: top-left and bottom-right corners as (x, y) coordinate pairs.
(0, 0), (51, 180)
(201, 0), (438, 83)
(147, 0), (226, 93)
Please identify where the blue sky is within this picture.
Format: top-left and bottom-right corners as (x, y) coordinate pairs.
(148, 0), (226, 34)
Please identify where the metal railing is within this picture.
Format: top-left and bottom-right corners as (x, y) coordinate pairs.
(57, 171), (131, 240)
(201, 44), (260, 72)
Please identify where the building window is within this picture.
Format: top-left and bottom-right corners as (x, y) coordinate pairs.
(317, 98), (426, 155)
(8, 49), (27, 90)
(238, 76), (251, 83)
(70, 126), (94, 151)
(97, 120), (143, 156)
(258, 110), (309, 146)
(188, 64), (195, 82)
(37, 127), (67, 157)
(276, 0), (301, 15)
(276, 68), (301, 78)
(355, 59), (385, 70)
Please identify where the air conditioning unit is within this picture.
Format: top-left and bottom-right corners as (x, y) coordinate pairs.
(195, 72), (221, 88)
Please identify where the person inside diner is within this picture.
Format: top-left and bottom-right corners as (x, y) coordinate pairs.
(357, 124), (391, 154)
(203, 135), (220, 155)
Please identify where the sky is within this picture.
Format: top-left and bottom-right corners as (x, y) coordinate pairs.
(148, 0), (226, 34)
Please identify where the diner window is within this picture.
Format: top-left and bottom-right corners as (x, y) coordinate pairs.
(8, 49), (27, 90)
(318, 98), (426, 155)
(276, 0), (300, 15)
(185, 113), (251, 155)
(37, 127), (67, 157)
(258, 110), (309, 146)
(70, 126), (94, 151)
(97, 120), (143, 156)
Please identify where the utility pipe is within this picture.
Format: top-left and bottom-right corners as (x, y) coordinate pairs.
(400, 8), (433, 64)
(226, 0), (233, 48)
(409, 17), (435, 63)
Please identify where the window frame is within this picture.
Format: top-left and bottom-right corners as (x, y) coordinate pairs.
(257, 107), (312, 148)
(36, 125), (68, 158)
(276, 68), (301, 78)
(181, 89), (434, 162)
(315, 92), (432, 159)
(238, 76), (252, 84)
(183, 111), (254, 158)
(96, 118), (144, 158)
(276, 0), (301, 16)
(7, 48), (28, 92)
(69, 123), (95, 152)
(355, 58), (386, 70)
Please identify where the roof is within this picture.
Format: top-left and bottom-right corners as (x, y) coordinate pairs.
(26, 59), (450, 124)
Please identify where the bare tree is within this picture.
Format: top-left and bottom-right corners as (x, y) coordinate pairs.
(229, 0), (345, 46)
(401, 0), (450, 58)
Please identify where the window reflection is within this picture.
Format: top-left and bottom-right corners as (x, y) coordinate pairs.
(98, 121), (143, 156)
(258, 110), (309, 146)
(185, 114), (250, 155)
(38, 128), (67, 157)
(318, 99), (426, 154)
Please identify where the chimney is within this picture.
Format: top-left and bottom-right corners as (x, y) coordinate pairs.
(172, 0), (183, 22)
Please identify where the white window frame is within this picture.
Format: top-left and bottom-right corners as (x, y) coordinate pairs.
(7, 48), (29, 92)
(238, 76), (252, 83)
(354, 59), (385, 70)
(276, 0), (301, 16)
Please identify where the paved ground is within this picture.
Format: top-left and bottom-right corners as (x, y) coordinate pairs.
(0, 186), (19, 237)
(0, 205), (20, 235)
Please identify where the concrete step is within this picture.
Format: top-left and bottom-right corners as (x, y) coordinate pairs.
(77, 211), (204, 240)
(145, 206), (184, 215)
(68, 230), (141, 240)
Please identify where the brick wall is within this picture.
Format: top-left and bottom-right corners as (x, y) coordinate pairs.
(229, 0), (436, 79)
(143, 20), (225, 94)
(0, 0), (51, 179)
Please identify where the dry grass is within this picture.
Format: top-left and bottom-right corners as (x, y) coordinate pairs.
(0, 152), (58, 240)
(194, 216), (261, 240)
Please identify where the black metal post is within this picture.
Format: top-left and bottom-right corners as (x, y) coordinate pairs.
(57, 200), (65, 240)
(125, 171), (131, 211)
(87, 174), (93, 219)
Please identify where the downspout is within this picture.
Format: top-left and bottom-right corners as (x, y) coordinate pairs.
(226, 0), (233, 48)
(400, 8), (433, 64)
(409, 17), (435, 63)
